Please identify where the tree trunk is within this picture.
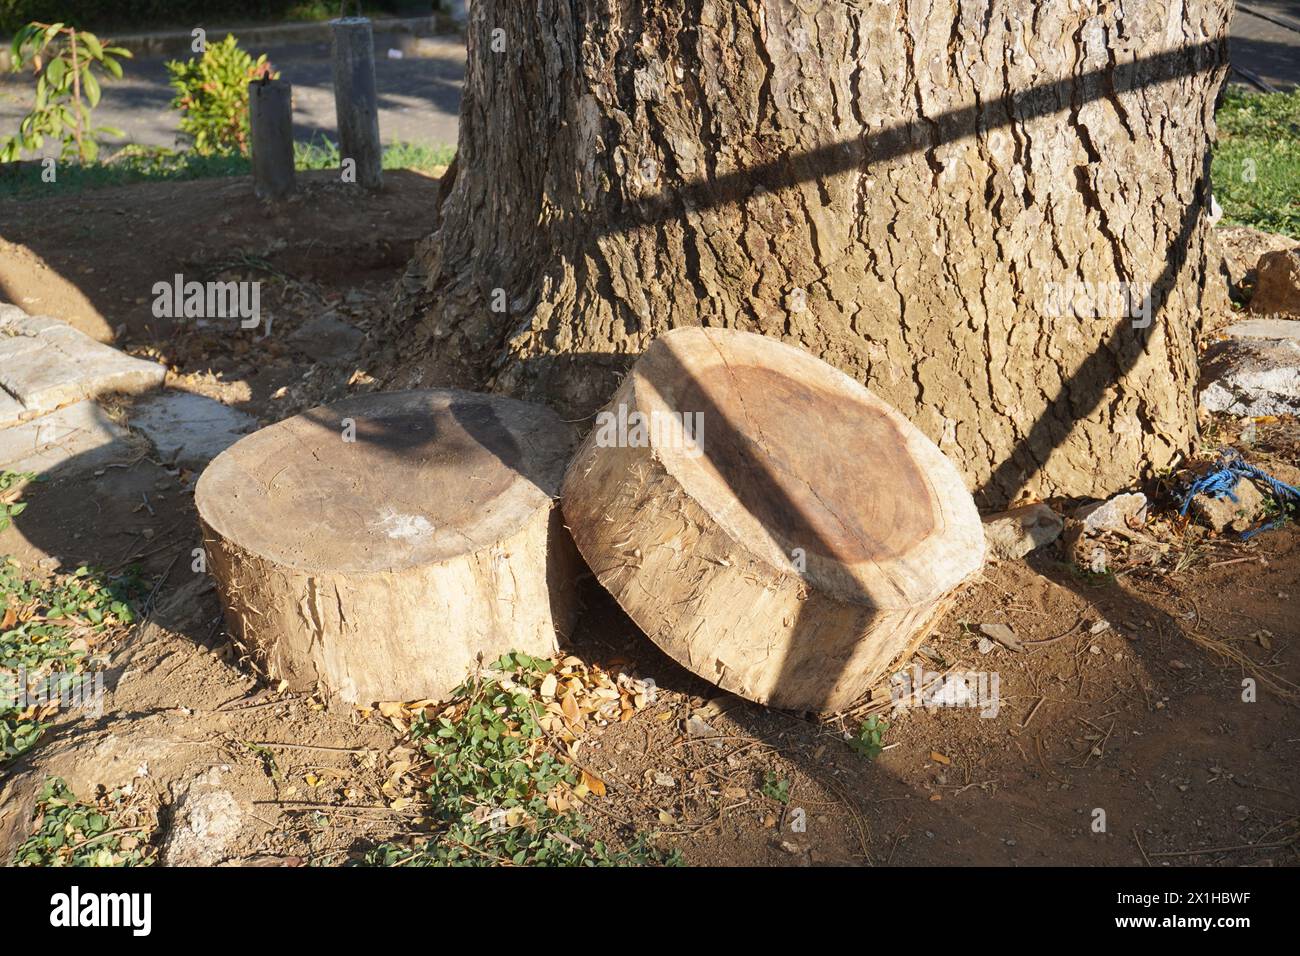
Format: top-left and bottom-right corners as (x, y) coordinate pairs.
(375, 0), (1233, 507)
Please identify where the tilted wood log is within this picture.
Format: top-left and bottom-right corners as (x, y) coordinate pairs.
(561, 328), (985, 714)
(195, 389), (579, 706)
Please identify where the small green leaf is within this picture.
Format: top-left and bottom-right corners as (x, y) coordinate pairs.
(82, 71), (101, 108)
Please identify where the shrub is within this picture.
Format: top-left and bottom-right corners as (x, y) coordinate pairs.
(165, 33), (276, 157)
(2, 21), (129, 163)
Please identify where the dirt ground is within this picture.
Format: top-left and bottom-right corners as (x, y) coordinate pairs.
(0, 173), (1296, 867)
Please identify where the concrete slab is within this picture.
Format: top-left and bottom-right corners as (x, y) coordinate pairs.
(1200, 337), (1300, 417)
(0, 390), (24, 424)
(0, 401), (132, 476)
(1225, 318), (1300, 343)
(0, 308), (165, 424)
(129, 391), (257, 470)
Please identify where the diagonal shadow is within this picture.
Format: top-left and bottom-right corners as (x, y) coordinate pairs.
(979, 170), (1206, 502)
(534, 36), (1228, 504)
(550, 33), (1229, 718)
(611, 41), (1223, 236)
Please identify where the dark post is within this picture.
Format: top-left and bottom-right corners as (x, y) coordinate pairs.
(249, 78), (295, 200)
(330, 16), (383, 189)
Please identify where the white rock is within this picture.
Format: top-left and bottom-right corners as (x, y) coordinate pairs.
(1200, 338), (1300, 417)
(1073, 492), (1148, 532)
(981, 502), (1064, 559)
(162, 780), (244, 867)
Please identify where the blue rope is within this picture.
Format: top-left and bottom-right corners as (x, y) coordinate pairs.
(1179, 452), (1300, 538)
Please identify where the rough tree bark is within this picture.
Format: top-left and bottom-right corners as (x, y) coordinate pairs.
(375, 0), (1233, 507)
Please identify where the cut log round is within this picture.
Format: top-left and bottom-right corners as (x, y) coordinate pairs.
(561, 328), (985, 714)
(195, 389), (579, 706)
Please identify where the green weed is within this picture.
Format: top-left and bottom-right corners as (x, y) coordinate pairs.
(12, 776), (156, 867)
(847, 715), (889, 760)
(359, 652), (680, 867)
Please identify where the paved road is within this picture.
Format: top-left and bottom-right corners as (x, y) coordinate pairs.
(0, 9), (1296, 161)
(1231, 2), (1300, 91)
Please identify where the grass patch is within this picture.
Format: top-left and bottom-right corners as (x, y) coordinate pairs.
(1212, 86), (1300, 239)
(0, 138), (455, 200)
(294, 134), (455, 173)
(12, 777), (157, 867)
(360, 652), (680, 867)
(2, 475), (144, 764)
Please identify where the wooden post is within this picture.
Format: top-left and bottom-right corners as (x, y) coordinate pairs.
(248, 78), (295, 200)
(330, 16), (383, 189)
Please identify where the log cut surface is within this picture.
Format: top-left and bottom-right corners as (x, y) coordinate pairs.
(196, 389), (578, 705)
(562, 327), (985, 713)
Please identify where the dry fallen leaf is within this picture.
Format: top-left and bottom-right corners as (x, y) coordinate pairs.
(581, 770), (606, 797)
(561, 691), (580, 724)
